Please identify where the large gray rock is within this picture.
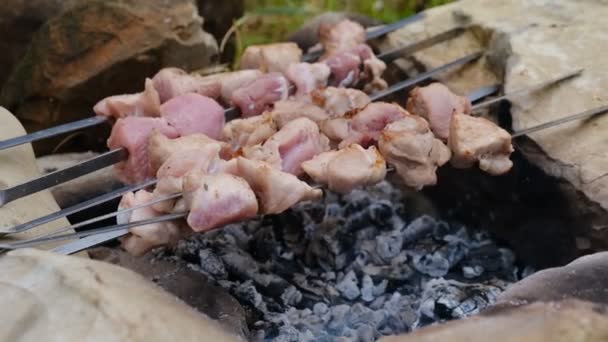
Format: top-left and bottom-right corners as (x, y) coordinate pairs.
(379, 299), (608, 342)
(379, 0), (608, 256)
(494, 251), (608, 307)
(0, 248), (244, 342)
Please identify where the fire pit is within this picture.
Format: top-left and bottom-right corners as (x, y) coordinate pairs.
(159, 180), (528, 340)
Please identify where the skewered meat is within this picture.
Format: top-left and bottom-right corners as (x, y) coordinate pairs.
(284, 62), (331, 97)
(151, 67), (221, 103)
(203, 69), (263, 105)
(183, 170), (258, 232)
(152, 143), (226, 213)
(379, 115), (451, 189)
(160, 93), (225, 139)
(236, 157), (322, 214)
(356, 44), (388, 93)
(243, 117), (330, 176)
(323, 51), (361, 87)
(231, 72), (290, 117)
(340, 102), (408, 147)
(319, 19), (366, 56)
(93, 78), (161, 119)
(107, 117), (179, 184)
(147, 132), (231, 174)
(222, 113), (277, 152)
(448, 113), (513, 175)
(319, 118), (351, 142)
(310, 87), (371, 118)
(406, 83), (472, 140)
(270, 100), (330, 128)
(302, 144), (386, 193)
(239, 42), (303, 73)
(118, 190), (186, 256)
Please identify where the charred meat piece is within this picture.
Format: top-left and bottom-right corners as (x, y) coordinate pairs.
(151, 67), (221, 103)
(243, 117), (330, 176)
(319, 19), (366, 56)
(448, 113), (513, 175)
(284, 62), (331, 97)
(160, 93), (225, 139)
(302, 144), (386, 193)
(310, 87), (371, 118)
(340, 102), (408, 148)
(406, 83), (472, 140)
(93, 78), (161, 119)
(231, 72), (290, 117)
(222, 113), (278, 152)
(236, 157), (322, 214)
(183, 170), (259, 232)
(239, 42), (303, 73)
(379, 115), (451, 190)
(270, 100), (330, 128)
(107, 117), (179, 184)
(118, 190), (187, 256)
(147, 132), (231, 174)
(203, 69), (263, 105)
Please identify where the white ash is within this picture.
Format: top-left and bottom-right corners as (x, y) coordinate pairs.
(161, 181), (529, 341)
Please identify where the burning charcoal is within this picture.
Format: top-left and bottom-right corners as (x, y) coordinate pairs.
(328, 304), (351, 334)
(235, 280), (268, 313)
(462, 265), (484, 279)
(412, 252), (451, 277)
(336, 270), (361, 300)
(281, 286), (303, 307)
(401, 215), (436, 244)
(198, 249), (227, 279)
(375, 232), (403, 261)
(360, 275), (375, 302)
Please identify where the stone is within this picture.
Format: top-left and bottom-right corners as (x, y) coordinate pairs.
(378, 0), (608, 259)
(494, 251), (608, 308)
(0, 107), (74, 246)
(0, 248), (244, 342)
(379, 299), (608, 342)
(88, 247), (250, 339)
(36, 152), (122, 208)
(0, 0), (219, 155)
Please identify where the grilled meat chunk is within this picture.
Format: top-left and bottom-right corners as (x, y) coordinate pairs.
(118, 190), (186, 256)
(222, 113), (278, 152)
(203, 69), (263, 105)
(239, 42), (303, 73)
(270, 100), (330, 128)
(236, 157), (322, 214)
(231, 72), (290, 117)
(93, 78), (161, 119)
(284, 62), (331, 98)
(183, 171), (258, 232)
(107, 117), (179, 184)
(302, 144), (386, 193)
(340, 102), (408, 147)
(406, 83), (472, 140)
(151, 67), (221, 103)
(243, 117), (330, 176)
(310, 87), (371, 118)
(448, 113), (513, 175)
(319, 19), (366, 56)
(160, 93), (225, 139)
(379, 116), (451, 190)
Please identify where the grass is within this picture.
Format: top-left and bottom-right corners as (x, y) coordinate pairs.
(227, 0), (451, 65)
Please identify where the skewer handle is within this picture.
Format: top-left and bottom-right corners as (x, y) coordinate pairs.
(512, 104), (608, 138)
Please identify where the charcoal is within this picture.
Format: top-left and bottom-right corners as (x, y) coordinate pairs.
(163, 181), (528, 340)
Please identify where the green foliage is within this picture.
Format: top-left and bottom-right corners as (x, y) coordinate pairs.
(229, 0), (451, 66)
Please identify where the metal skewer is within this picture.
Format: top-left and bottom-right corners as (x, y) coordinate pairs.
(0, 52), (482, 208)
(20, 103), (603, 255)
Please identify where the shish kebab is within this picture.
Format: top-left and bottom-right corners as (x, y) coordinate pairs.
(1, 67), (581, 238)
(0, 69), (587, 254)
(0, 26), (473, 208)
(9, 86), (606, 257)
(0, 14), (427, 152)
